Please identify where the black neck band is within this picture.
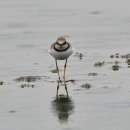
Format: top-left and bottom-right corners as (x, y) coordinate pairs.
(54, 43), (70, 52)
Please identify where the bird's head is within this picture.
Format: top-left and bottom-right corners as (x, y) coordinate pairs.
(56, 37), (66, 45)
(54, 37), (70, 52)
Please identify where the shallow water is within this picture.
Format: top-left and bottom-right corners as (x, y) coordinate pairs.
(0, 0), (130, 130)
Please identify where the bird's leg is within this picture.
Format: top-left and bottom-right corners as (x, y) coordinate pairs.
(55, 59), (61, 82)
(63, 59), (67, 81)
(63, 59), (68, 97)
(56, 81), (60, 98)
(65, 83), (68, 98)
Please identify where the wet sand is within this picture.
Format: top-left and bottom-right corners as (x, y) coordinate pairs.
(0, 0), (130, 130)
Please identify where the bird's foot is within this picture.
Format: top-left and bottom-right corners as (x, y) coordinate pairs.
(57, 79), (62, 83)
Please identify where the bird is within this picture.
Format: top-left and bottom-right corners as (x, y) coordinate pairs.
(48, 37), (74, 97)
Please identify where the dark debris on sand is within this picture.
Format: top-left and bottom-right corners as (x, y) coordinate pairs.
(0, 81), (4, 85)
(112, 64), (120, 71)
(90, 11), (101, 15)
(121, 54), (130, 59)
(74, 52), (83, 60)
(88, 73), (98, 76)
(110, 53), (130, 68)
(20, 84), (35, 88)
(14, 76), (42, 82)
(114, 61), (121, 64)
(110, 53), (119, 58)
(8, 110), (17, 113)
(14, 76), (42, 88)
(110, 53), (130, 59)
(126, 59), (130, 65)
(80, 83), (92, 90)
(51, 69), (58, 73)
(94, 61), (105, 67)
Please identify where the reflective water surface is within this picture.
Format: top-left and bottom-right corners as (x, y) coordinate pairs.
(0, 0), (130, 130)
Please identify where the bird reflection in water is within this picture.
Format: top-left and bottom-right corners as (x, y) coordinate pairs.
(51, 94), (74, 123)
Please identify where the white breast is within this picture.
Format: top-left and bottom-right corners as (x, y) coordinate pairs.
(48, 47), (74, 60)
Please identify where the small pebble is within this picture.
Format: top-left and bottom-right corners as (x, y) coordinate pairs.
(74, 52), (83, 60)
(127, 59), (130, 65)
(110, 55), (114, 58)
(116, 55), (119, 58)
(80, 83), (92, 89)
(126, 54), (130, 59)
(88, 73), (98, 76)
(0, 81), (4, 85)
(9, 110), (16, 113)
(112, 64), (119, 71)
(94, 61), (105, 67)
